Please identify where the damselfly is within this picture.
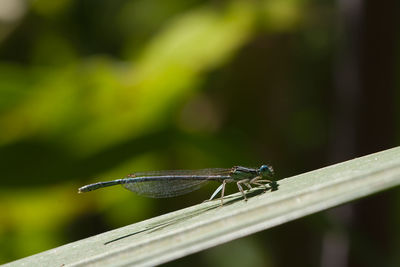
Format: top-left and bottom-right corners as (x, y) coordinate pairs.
(78, 165), (276, 205)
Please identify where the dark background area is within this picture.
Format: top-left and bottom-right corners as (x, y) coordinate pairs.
(0, 0), (399, 266)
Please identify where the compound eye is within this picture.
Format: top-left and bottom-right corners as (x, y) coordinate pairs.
(260, 164), (274, 176)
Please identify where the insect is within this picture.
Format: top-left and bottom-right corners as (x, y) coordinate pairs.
(78, 165), (276, 205)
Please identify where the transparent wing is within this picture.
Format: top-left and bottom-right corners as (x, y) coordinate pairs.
(122, 168), (232, 198)
(123, 179), (209, 198)
(131, 168), (231, 177)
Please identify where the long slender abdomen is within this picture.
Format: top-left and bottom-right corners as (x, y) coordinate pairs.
(78, 179), (123, 193)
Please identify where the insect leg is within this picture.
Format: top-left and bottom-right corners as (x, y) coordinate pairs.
(250, 176), (271, 189)
(245, 183), (252, 190)
(220, 179), (227, 206)
(256, 179), (272, 183)
(236, 179), (249, 201)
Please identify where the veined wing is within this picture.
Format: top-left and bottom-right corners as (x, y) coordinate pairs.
(122, 168), (232, 198)
(130, 168), (232, 177)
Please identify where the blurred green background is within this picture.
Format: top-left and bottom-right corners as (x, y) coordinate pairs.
(0, 0), (399, 266)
